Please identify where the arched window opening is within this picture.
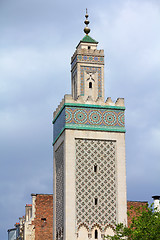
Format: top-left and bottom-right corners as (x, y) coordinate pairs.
(95, 230), (98, 239)
(89, 82), (92, 88)
(88, 46), (91, 49)
(94, 165), (97, 173)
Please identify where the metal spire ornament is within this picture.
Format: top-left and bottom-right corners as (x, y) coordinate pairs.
(84, 8), (90, 35)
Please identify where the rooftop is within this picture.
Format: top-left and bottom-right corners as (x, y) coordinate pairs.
(81, 34), (98, 44)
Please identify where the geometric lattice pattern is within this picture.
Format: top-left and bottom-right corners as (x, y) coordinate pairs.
(80, 66), (102, 97)
(55, 143), (64, 239)
(71, 55), (104, 69)
(75, 139), (117, 231)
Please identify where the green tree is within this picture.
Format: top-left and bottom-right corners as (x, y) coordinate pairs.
(106, 204), (160, 240)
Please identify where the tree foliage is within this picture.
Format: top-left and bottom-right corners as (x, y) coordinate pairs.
(106, 204), (160, 240)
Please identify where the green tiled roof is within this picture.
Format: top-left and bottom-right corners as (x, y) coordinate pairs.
(81, 35), (98, 44)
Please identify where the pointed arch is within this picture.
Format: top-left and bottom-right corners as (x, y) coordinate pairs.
(104, 225), (115, 237)
(77, 224), (89, 240)
(78, 223), (89, 232)
(91, 223), (102, 231)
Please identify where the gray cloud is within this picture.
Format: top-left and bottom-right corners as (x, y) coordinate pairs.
(0, 0), (160, 238)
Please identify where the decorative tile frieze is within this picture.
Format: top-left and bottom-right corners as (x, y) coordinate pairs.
(53, 104), (125, 143)
(53, 108), (65, 141)
(71, 55), (104, 68)
(66, 107), (124, 127)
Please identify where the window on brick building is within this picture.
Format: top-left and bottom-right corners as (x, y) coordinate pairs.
(41, 218), (46, 222)
(41, 218), (47, 228)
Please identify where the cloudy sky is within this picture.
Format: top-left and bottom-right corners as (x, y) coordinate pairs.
(0, 0), (160, 238)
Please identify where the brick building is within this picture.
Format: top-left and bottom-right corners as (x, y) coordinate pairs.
(8, 194), (53, 240)
(32, 194), (53, 240)
(127, 201), (148, 226)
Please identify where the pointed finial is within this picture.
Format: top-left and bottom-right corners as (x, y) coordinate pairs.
(84, 8), (90, 35)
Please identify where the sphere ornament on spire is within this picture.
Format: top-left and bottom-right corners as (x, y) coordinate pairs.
(84, 8), (90, 35)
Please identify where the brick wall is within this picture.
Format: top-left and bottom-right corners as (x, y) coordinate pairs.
(127, 201), (148, 226)
(32, 194), (53, 240)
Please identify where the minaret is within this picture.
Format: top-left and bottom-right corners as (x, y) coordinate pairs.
(71, 9), (104, 102)
(53, 10), (127, 240)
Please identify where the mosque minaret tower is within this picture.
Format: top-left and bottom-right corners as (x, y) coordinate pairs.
(53, 10), (127, 240)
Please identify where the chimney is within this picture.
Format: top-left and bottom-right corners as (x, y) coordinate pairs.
(152, 195), (160, 211)
(25, 204), (32, 221)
